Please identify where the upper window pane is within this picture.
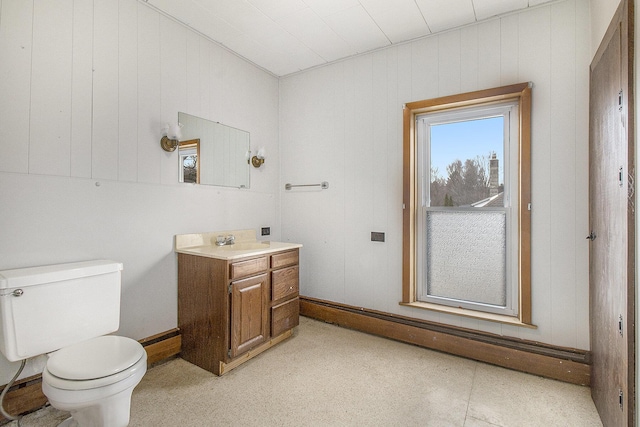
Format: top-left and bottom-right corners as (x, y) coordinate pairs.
(429, 116), (504, 207)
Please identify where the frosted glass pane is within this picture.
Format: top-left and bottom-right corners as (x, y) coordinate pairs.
(426, 211), (506, 306)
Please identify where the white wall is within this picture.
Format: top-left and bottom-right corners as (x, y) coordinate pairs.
(280, 0), (591, 350)
(0, 0), (279, 381)
(590, 0), (621, 58)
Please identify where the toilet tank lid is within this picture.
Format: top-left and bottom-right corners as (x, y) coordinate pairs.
(0, 260), (123, 290)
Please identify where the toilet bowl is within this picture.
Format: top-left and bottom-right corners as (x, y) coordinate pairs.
(42, 336), (147, 427)
(0, 260), (146, 426)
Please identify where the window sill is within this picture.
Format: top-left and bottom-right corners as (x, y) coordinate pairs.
(399, 301), (537, 329)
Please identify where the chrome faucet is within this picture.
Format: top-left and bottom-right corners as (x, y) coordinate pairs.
(215, 235), (235, 246)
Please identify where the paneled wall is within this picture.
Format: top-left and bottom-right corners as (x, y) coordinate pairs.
(280, 0), (591, 350)
(0, 0), (279, 382)
(590, 0), (621, 57)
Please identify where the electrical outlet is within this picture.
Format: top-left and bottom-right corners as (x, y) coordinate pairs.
(371, 232), (385, 242)
(261, 227), (270, 236)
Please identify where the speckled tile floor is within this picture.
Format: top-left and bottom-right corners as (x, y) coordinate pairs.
(8, 317), (602, 427)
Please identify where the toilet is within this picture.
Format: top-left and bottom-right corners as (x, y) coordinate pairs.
(0, 260), (147, 427)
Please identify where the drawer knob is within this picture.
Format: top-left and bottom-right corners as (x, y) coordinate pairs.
(289, 286), (293, 290)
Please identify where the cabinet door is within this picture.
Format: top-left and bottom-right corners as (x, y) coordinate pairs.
(230, 274), (269, 358)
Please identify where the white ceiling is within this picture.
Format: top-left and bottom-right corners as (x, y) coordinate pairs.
(146, 0), (553, 77)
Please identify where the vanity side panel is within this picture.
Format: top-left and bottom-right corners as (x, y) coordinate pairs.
(177, 253), (228, 375)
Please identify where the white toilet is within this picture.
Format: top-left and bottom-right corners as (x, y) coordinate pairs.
(0, 260), (147, 427)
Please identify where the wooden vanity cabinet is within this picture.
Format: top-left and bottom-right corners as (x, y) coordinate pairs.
(177, 248), (299, 375)
(229, 272), (269, 358)
(270, 251), (300, 337)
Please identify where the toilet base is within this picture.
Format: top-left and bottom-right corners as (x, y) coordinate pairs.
(53, 387), (134, 427)
(43, 353), (146, 427)
(52, 390), (133, 427)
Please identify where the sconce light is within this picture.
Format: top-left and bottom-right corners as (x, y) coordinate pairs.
(251, 148), (266, 168)
(160, 122), (183, 152)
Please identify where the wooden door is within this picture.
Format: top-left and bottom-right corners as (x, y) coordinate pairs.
(589, 1), (635, 425)
(230, 273), (269, 358)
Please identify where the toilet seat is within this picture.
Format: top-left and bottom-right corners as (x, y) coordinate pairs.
(43, 336), (146, 391)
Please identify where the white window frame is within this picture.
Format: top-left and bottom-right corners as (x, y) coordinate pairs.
(415, 102), (519, 316)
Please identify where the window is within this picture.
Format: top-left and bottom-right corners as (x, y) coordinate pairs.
(179, 139), (200, 184)
(402, 83), (532, 325)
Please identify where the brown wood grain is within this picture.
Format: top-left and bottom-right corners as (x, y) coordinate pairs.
(272, 297), (300, 337)
(272, 266), (299, 301)
(229, 256), (268, 280)
(144, 335), (181, 366)
(179, 249), (300, 375)
(589, 1), (635, 424)
(178, 253), (228, 374)
(231, 274), (269, 357)
(271, 250), (299, 269)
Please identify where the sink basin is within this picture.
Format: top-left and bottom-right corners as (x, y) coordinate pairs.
(175, 231), (301, 260)
(217, 242), (271, 251)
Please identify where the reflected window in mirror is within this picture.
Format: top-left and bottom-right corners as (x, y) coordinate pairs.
(179, 139), (200, 184)
(178, 112), (250, 189)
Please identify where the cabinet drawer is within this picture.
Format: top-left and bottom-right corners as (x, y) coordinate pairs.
(271, 266), (299, 301)
(271, 297), (299, 337)
(229, 257), (268, 280)
(271, 250), (298, 269)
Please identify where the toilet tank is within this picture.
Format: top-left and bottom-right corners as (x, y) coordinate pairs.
(0, 260), (123, 362)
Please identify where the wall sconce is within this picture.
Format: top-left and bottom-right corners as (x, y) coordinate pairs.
(160, 122), (183, 152)
(251, 148), (266, 168)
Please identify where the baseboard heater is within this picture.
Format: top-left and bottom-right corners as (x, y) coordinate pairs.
(300, 296), (590, 386)
(0, 329), (181, 422)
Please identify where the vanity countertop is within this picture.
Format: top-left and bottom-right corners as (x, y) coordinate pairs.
(175, 229), (302, 261)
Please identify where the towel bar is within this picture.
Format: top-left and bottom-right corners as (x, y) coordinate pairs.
(285, 181), (329, 190)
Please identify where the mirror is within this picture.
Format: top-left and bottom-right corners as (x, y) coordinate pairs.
(178, 139), (200, 184)
(178, 112), (250, 188)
